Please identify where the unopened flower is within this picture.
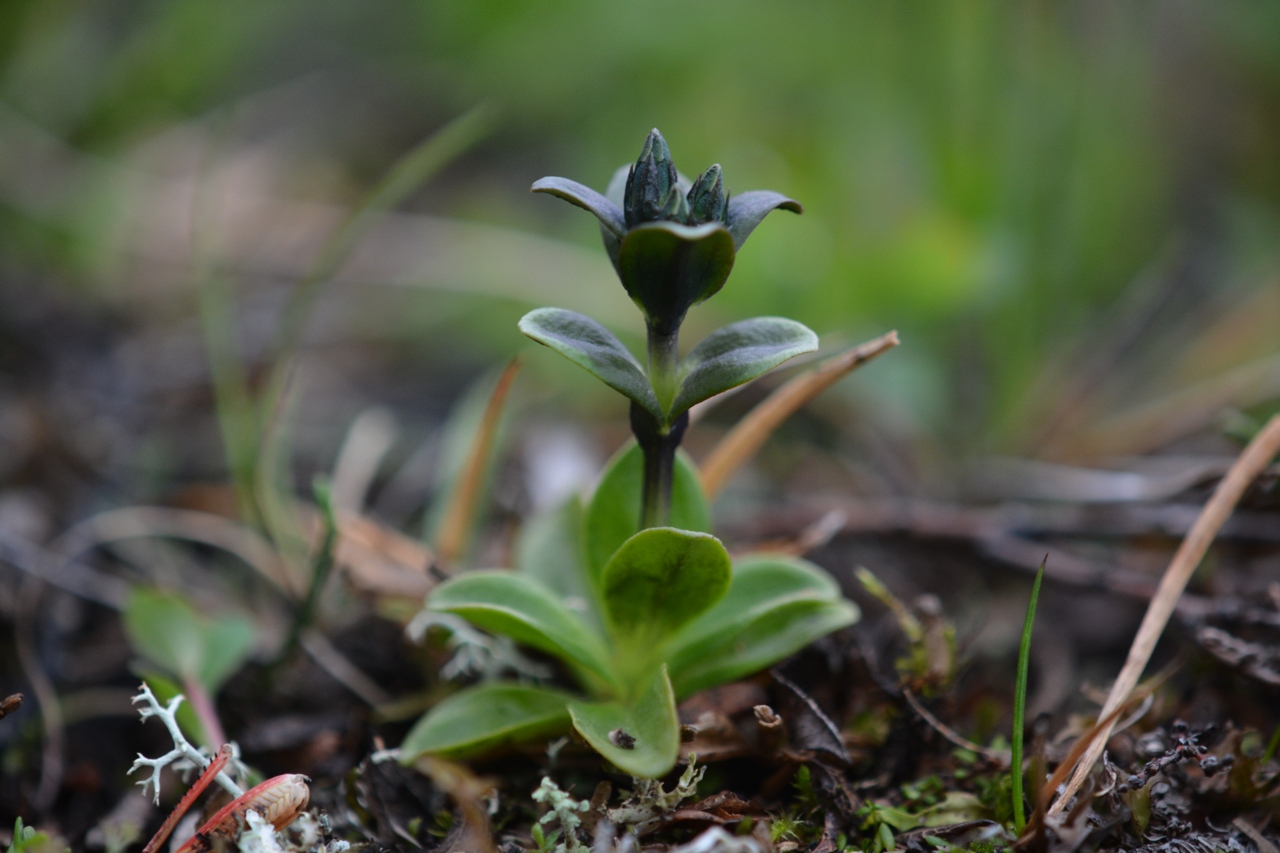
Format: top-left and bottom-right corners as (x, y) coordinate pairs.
(532, 128), (801, 334)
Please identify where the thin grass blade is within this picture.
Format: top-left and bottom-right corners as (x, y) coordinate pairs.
(1011, 559), (1044, 835)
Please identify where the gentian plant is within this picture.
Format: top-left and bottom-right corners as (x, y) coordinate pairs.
(401, 130), (860, 777)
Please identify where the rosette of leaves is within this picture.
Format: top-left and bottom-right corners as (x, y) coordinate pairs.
(400, 442), (859, 777)
(521, 129), (815, 527)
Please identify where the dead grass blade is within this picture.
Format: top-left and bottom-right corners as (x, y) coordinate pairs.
(1049, 413), (1280, 814)
(434, 357), (522, 566)
(411, 756), (497, 853)
(333, 511), (437, 600)
(53, 506), (293, 594)
(1016, 661), (1178, 846)
(699, 330), (899, 500)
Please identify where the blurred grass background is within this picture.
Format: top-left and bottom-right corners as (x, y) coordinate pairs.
(2, 1), (1279, 510)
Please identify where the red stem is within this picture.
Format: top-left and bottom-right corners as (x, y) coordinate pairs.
(142, 744), (231, 853)
(182, 676), (227, 748)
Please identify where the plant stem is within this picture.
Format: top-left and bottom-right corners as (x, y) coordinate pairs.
(630, 403), (688, 529)
(630, 322), (686, 529)
(181, 675), (228, 750)
(647, 325), (680, 412)
(280, 478), (338, 662)
(1011, 559), (1045, 835)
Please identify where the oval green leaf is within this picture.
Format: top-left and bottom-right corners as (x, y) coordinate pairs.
(400, 682), (576, 761)
(568, 665), (680, 778)
(124, 588), (255, 693)
(600, 528), (731, 660)
(670, 317), (819, 416)
(673, 599), (857, 698)
(532, 176), (626, 238)
(725, 191), (803, 250)
(617, 222), (735, 332)
(583, 441), (709, 589)
(428, 571), (615, 688)
(666, 555), (858, 697)
(519, 308), (661, 420)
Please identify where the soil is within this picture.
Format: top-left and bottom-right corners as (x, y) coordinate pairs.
(0, 281), (1278, 853)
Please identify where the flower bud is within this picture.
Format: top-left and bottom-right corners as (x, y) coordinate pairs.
(660, 184), (690, 223)
(624, 128), (678, 227)
(686, 164), (727, 225)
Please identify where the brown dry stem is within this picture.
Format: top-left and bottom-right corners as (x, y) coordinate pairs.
(1049, 413), (1280, 814)
(699, 330), (899, 500)
(435, 357), (521, 566)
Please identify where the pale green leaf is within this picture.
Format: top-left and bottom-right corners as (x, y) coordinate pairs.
(670, 317), (818, 416)
(568, 666), (680, 778)
(725, 191), (802, 250)
(197, 616), (256, 693)
(427, 571), (615, 688)
(400, 682), (576, 760)
(519, 308), (661, 419)
(514, 497), (589, 604)
(666, 555), (858, 697)
(600, 528), (731, 664)
(124, 589), (255, 694)
(671, 599), (858, 697)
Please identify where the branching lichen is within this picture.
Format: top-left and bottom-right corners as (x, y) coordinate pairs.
(407, 611), (554, 682)
(531, 777), (591, 853)
(606, 756), (705, 835)
(127, 683), (245, 803)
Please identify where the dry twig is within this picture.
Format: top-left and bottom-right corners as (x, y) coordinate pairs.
(699, 331), (899, 500)
(435, 357), (521, 566)
(1049, 414), (1280, 814)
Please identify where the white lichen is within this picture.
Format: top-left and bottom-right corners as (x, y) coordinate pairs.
(127, 683), (245, 803)
(607, 756), (705, 835)
(239, 811), (287, 853)
(407, 611), (554, 682)
(532, 777), (591, 853)
(669, 827), (762, 853)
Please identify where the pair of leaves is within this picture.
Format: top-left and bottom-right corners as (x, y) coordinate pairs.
(123, 589), (255, 695)
(123, 589), (256, 745)
(519, 309), (817, 426)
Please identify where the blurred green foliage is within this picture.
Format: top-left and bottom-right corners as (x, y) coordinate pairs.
(3, 1), (1280, 456)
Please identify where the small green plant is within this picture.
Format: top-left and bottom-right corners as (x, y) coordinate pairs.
(531, 778), (591, 853)
(123, 588), (255, 749)
(400, 130), (861, 777)
(1010, 560), (1044, 835)
(5, 819), (68, 853)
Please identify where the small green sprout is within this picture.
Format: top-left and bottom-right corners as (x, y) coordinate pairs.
(1010, 560), (1045, 834)
(122, 588), (254, 748)
(400, 131), (861, 777)
(5, 818), (68, 853)
(531, 778), (591, 853)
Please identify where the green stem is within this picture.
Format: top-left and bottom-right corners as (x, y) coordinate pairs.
(630, 403), (688, 529)
(1011, 560), (1045, 836)
(280, 478), (339, 661)
(647, 325), (680, 413)
(630, 322), (685, 529)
